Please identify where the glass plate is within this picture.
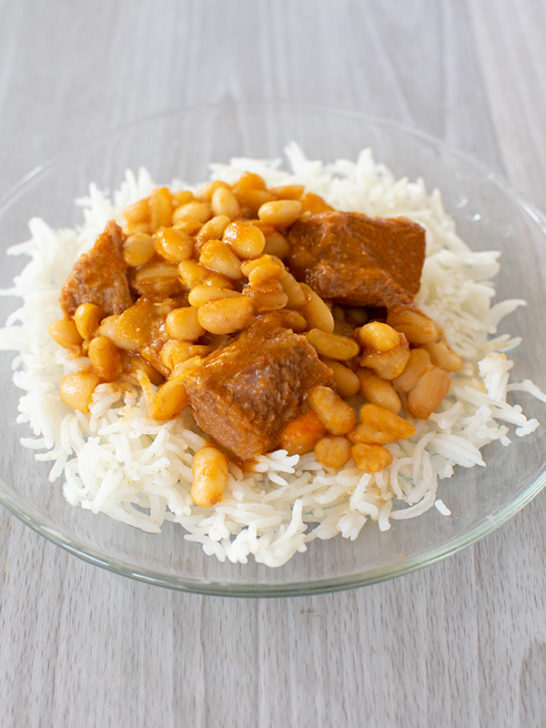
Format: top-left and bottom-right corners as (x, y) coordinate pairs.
(0, 104), (544, 596)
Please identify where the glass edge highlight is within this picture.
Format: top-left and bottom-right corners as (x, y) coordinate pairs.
(1, 470), (543, 597)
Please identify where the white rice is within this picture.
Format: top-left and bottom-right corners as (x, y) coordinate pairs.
(0, 144), (543, 567)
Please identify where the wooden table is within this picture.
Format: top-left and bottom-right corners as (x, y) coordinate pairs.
(0, 2), (544, 726)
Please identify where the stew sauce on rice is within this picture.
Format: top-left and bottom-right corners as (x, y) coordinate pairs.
(49, 175), (462, 508)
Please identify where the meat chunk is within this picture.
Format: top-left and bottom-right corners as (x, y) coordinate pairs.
(183, 316), (332, 460)
(288, 211), (425, 308)
(60, 221), (133, 316)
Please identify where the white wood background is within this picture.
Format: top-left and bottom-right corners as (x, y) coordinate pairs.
(0, 1), (544, 726)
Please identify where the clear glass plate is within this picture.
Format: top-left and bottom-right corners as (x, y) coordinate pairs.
(0, 104), (544, 596)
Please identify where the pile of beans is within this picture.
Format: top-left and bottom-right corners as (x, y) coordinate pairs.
(49, 174), (462, 507)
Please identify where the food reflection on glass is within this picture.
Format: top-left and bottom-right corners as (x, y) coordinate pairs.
(1, 144), (543, 567)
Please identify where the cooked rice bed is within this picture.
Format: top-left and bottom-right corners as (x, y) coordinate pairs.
(0, 144), (541, 567)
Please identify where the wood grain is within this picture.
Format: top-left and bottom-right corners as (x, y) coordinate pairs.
(0, 1), (544, 726)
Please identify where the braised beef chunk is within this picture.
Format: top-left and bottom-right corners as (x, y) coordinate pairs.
(288, 212), (425, 308)
(60, 221), (133, 316)
(184, 317), (332, 460)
